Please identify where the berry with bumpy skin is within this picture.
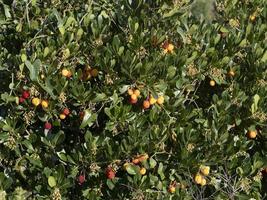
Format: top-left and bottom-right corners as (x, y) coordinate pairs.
(62, 108), (70, 116)
(130, 98), (138, 104)
(157, 96), (164, 105)
(62, 69), (72, 77)
(143, 100), (150, 109)
(22, 90), (30, 99)
(247, 130), (257, 139)
(59, 114), (66, 120)
(249, 14), (256, 22)
(133, 89), (140, 97)
(131, 94), (137, 101)
(200, 166), (210, 176)
(194, 173), (203, 185)
(132, 158), (140, 165)
(41, 100), (49, 109)
(78, 175), (85, 185)
(209, 80), (216, 87)
(168, 185), (176, 193)
(106, 168), (115, 179)
(32, 98), (41, 106)
(90, 69), (98, 77)
(167, 44), (174, 52)
(128, 88), (134, 96)
(44, 122), (52, 130)
(137, 153), (149, 162)
(123, 162), (130, 170)
(149, 97), (157, 105)
(19, 97), (25, 103)
(139, 167), (146, 175)
(200, 177), (207, 186)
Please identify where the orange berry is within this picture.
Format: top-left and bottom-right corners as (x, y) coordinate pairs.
(167, 44), (174, 52)
(132, 158), (140, 165)
(62, 69), (71, 77)
(63, 108), (70, 116)
(130, 98), (138, 104)
(247, 130), (257, 139)
(138, 153), (149, 162)
(59, 114), (66, 120)
(143, 100), (150, 109)
(168, 185), (176, 193)
(228, 70), (235, 77)
(133, 89), (140, 97)
(131, 94), (137, 101)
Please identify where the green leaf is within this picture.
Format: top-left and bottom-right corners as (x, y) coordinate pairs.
(126, 164), (137, 175)
(261, 50), (267, 63)
(80, 110), (97, 128)
(106, 179), (115, 190)
(44, 47), (50, 57)
(251, 94), (260, 114)
(149, 157), (157, 169)
(48, 176), (57, 188)
(25, 60), (41, 81)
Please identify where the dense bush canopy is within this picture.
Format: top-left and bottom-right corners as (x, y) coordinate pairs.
(0, 0), (267, 199)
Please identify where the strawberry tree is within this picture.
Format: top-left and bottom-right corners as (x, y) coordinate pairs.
(0, 0), (267, 199)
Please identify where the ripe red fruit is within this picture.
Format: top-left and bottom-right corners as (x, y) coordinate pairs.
(106, 168), (115, 179)
(62, 108), (70, 115)
(44, 122), (52, 130)
(19, 97), (25, 103)
(78, 174), (85, 185)
(22, 90), (30, 99)
(129, 98), (138, 104)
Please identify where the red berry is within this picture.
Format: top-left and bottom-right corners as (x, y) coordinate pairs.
(44, 122), (52, 130)
(129, 98), (138, 104)
(106, 168), (115, 179)
(19, 97), (25, 103)
(63, 108), (70, 115)
(78, 174), (85, 185)
(22, 90), (30, 99)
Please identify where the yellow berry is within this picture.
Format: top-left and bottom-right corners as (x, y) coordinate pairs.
(200, 177), (207, 186)
(134, 89), (140, 97)
(149, 97), (157, 105)
(168, 186), (176, 193)
(32, 98), (41, 106)
(62, 69), (71, 77)
(139, 167), (146, 175)
(249, 14), (256, 22)
(123, 163), (130, 171)
(167, 44), (174, 52)
(128, 89), (134, 96)
(194, 173), (203, 185)
(200, 166), (210, 176)
(41, 100), (49, 109)
(59, 114), (66, 120)
(157, 96), (164, 105)
(228, 70), (235, 77)
(209, 80), (216, 87)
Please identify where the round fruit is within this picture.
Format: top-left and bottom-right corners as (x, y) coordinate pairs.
(123, 162), (130, 170)
(228, 70), (235, 77)
(78, 175), (85, 185)
(62, 69), (71, 77)
(194, 173), (203, 185)
(19, 97), (25, 103)
(59, 114), (66, 120)
(167, 44), (174, 52)
(32, 98), (41, 106)
(209, 80), (216, 87)
(44, 122), (52, 130)
(143, 100), (150, 109)
(157, 96), (164, 105)
(132, 158), (140, 165)
(128, 88), (134, 96)
(140, 167), (146, 175)
(249, 15), (256, 22)
(247, 130), (257, 139)
(41, 100), (49, 109)
(200, 177), (207, 186)
(133, 89), (140, 97)
(168, 185), (176, 194)
(130, 98), (138, 104)
(63, 108), (70, 115)
(200, 166), (210, 176)
(131, 94), (137, 101)
(138, 153), (149, 162)
(90, 69), (98, 77)
(149, 97), (157, 105)
(106, 168), (115, 179)
(22, 90), (30, 99)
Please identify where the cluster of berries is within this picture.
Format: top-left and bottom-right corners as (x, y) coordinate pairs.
(194, 165), (210, 186)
